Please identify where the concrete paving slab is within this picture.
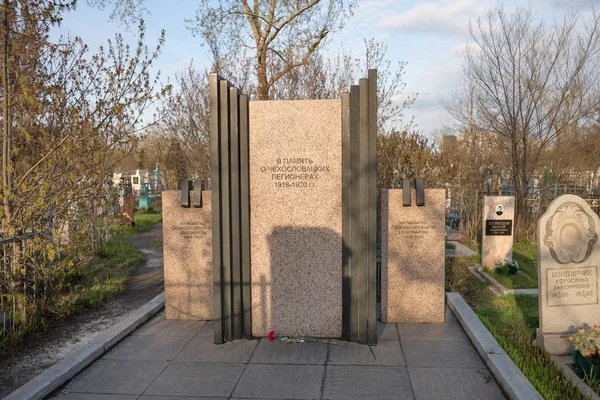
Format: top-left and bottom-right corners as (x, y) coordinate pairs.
(133, 316), (206, 337)
(140, 397), (226, 400)
(174, 337), (258, 363)
(445, 306), (458, 321)
(197, 320), (215, 337)
(397, 319), (469, 342)
(52, 394), (137, 400)
(408, 367), (505, 400)
(144, 362), (245, 398)
(250, 339), (327, 364)
(232, 364), (325, 399)
(401, 340), (485, 368)
(322, 365), (413, 400)
(377, 322), (399, 340)
(63, 359), (167, 395)
(331, 340), (405, 366)
(328, 340), (405, 366)
(103, 334), (191, 361)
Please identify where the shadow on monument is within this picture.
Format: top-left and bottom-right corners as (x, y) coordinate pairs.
(164, 231), (213, 320)
(259, 225), (348, 338)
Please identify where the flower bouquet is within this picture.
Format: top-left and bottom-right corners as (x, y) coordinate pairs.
(567, 325), (600, 380)
(493, 257), (520, 275)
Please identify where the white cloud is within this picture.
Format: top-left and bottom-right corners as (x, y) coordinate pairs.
(542, 0), (594, 8)
(378, 0), (486, 36)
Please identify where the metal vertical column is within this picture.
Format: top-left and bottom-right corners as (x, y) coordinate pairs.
(342, 71), (378, 345)
(230, 87), (242, 340)
(349, 85), (360, 342)
(358, 78), (369, 344)
(209, 74), (223, 344)
(341, 91), (351, 340)
(367, 69), (378, 345)
(219, 80), (232, 342)
(239, 94), (252, 339)
(209, 74), (252, 344)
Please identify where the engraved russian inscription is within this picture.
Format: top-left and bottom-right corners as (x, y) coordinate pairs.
(485, 220), (512, 236)
(259, 157), (331, 188)
(392, 220), (436, 239)
(171, 221), (209, 240)
(547, 267), (598, 306)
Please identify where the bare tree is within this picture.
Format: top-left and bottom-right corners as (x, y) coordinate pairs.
(186, 0), (357, 100)
(271, 38), (417, 134)
(447, 5), (600, 235)
(154, 64), (211, 182)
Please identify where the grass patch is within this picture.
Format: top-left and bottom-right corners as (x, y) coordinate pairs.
(0, 209), (163, 350)
(485, 269), (537, 289)
(446, 256), (590, 399)
(122, 209), (163, 236)
(513, 239), (538, 282)
(458, 238), (479, 253)
(75, 211), (161, 307)
(445, 241), (456, 250)
(68, 210), (162, 308)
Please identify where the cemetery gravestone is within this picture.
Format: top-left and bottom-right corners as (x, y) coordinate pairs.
(121, 193), (135, 226)
(381, 188), (446, 323)
(163, 191), (213, 320)
(249, 100), (342, 338)
(537, 194), (600, 354)
(482, 196), (515, 268)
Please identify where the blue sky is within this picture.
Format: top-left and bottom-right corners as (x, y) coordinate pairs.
(53, 0), (595, 138)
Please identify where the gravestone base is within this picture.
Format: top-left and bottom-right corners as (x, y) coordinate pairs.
(536, 329), (574, 355)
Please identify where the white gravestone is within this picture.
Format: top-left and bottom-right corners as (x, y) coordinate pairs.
(537, 194), (600, 355)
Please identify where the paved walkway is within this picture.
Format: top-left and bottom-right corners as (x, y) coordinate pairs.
(50, 307), (506, 400)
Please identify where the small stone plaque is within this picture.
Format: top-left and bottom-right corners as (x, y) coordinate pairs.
(163, 191), (213, 320)
(546, 267), (598, 306)
(485, 220), (512, 236)
(381, 189), (445, 323)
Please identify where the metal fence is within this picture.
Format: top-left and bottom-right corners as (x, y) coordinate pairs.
(0, 217), (56, 337)
(447, 185), (600, 242)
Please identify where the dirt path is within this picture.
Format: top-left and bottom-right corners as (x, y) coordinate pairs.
(0, 223), (164, 398)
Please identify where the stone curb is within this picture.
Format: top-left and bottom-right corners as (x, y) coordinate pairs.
(478, 269), (538, 296)
(552, 356), (600, 400)
(446, 292), (543, 400)
(470, 265), (538, 297)
(4, 292), (165, 400)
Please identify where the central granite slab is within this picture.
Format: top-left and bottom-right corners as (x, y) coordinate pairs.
(249, 100), (342, 338)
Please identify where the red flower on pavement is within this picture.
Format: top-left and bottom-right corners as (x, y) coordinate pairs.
(268, 331), (276, 341)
